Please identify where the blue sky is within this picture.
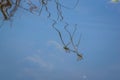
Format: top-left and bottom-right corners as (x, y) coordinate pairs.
(0, 0), (120, 80)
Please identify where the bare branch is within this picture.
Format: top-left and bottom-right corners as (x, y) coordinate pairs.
(64, 24), (83, 60)
(39, 0), (51, 17)
(55, 0), (63, 21)
(0, 0), (12, 20)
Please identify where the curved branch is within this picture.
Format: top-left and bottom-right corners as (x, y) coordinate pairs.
(52, 20), (65, 46)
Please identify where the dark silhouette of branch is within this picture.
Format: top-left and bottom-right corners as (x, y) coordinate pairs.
(0, 0), (12, 20)
(64, 24), (83, 60)
(52, 20), (71, 53)
(0, 0), (83, 61)
(39, 0), (51, 17)
(55, 0), (63, 21)
(52, 19), (83, 60)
